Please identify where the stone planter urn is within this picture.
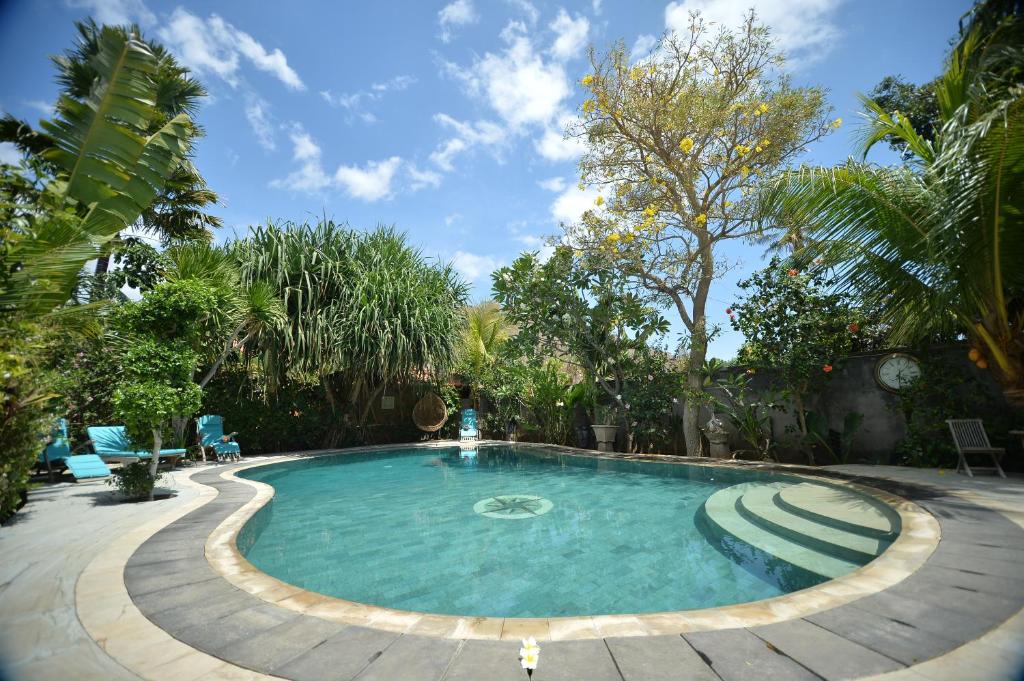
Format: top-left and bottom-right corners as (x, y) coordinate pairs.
(591, 424), (618, 452)
(704, 416), (730, 459)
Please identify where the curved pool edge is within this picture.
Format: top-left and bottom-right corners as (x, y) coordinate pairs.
(204, 441), (941, 641)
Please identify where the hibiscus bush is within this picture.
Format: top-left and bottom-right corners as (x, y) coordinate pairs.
(729, 258), (863, 463)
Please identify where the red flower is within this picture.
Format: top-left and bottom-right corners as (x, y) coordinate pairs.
(787, 268), (798, 277)
(729, 314), (736, 321)
(848, 322), (859, 333)
(725, 307), (733, 315)
(822, 364), (833, 373)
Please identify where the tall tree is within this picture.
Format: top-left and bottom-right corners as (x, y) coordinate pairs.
(460, 301), (510, 411)
(759, 0), (1024, 405)
(566, 13), (833, 455)
(232, 221), (469, 439)
(1, 19), (220, 282)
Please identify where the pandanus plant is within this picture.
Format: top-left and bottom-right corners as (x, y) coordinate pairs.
(759, 1), (1024, 405)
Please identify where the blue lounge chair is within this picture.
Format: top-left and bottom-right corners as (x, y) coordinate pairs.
(86, 425), (185, 469)
(197, 415), (242, 462)
(38, 418), (72, 476)
(65, 455), (111, 480)
(460, 408), (479, 442)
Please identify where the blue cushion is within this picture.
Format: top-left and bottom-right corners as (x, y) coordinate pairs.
(213, 441), (241, 454)
(87, 426), (135, 455)
(65, 455), (110, 480)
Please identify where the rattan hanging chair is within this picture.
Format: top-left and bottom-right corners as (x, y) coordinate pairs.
(412, 392), (448, 433)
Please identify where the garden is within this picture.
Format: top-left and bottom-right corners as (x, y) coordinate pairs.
(1, 2), (1021, 519)
(1, 2), (1023, 681)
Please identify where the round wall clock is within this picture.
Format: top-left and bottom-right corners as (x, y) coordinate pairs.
(875, 352), (922, 392)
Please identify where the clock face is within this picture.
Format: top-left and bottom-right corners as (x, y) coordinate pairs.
(876, 354), (922, 391)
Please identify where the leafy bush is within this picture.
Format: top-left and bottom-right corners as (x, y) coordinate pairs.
(108, 461), (162, 500)
(0, 323), (55, 519)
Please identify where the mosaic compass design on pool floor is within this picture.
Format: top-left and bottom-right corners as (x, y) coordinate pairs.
(473, 495), (553, 520)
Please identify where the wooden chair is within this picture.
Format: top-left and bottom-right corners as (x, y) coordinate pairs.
(946, 419), (1006, 478)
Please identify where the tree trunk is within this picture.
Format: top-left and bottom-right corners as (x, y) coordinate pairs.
(794, 392), (815, 466)
(149, 427), (162, 501)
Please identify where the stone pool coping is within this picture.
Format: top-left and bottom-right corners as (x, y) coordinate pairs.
(84, 443), (1024, 680)
(204, 441), (940, 641)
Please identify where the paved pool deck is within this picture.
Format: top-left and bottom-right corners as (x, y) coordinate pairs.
(1, 449), (1023, 681)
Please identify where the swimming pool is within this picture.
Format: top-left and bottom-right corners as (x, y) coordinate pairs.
(236, 445), (899, 618)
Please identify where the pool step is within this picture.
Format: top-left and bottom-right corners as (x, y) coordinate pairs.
(737, 485), (890, 564)
(776, 483), (900, 541)
(703, 481), (897, 580)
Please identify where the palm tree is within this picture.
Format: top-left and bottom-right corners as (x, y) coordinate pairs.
(1, 27), (199, 322)
(460, 301), (510, 410)
(231, 220), (470, 440)
(2, 19), (220, 282)
(161, 242), (285, 388)
(759, 1), (1024, 405)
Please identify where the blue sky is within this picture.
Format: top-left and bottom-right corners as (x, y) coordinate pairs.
(0, 0), (972, 358)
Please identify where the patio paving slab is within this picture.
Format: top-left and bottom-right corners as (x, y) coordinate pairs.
(605, 634), (719, 681)
(441, 639), (524, 681)
(274, 625), (401, 681)
(684, 628), (821, 680)
(750, 618), (904, 679)
(350, 634), (460, 681)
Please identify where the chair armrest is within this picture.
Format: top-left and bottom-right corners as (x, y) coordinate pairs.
(962, 447), (1005, 454)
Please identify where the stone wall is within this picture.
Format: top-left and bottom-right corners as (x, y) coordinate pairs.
(708, 344), (1015, 464)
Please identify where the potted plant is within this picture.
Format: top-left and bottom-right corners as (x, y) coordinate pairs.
(591, 404), (619, 452)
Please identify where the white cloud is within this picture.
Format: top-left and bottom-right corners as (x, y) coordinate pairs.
(65, 0), (155, 26)
(551, 183), (600, 225)
(506, 0), (539, 24)
(439, 16), (588, 169)
(592, 0), (603, 15)
(451, 250), (501, 283)
(321, 75), (416, 124)
(269, 125), (332, 193)
(0, 142), (21, 165)
(335, 157), (402, 202)
(438, 0), (479, 43)
(665, 0), (844, 67)
(444, 213), (462, 226)
(630, 34), (658, 62)
(549, 9), (590, 61)
(158, 8), (304, 90)
(429, 114), (505, 171)
(538, 177), (566, 192)
(24, 100), (54, 117)
(407, 164), (442, 190)
(245, 96), (275, 150)
(535, 112), (584, 161)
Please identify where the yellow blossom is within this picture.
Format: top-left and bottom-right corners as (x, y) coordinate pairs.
(629, 67), (643, 80)
(755, 146), (763, 153)
(736, 145), (751, 155)
(623, 232), (635, 243)
(606, 232), (620, 242)
(695, 213), (707, 225)
(581, 74), (594, 86)
(759, 103), (769, 113)
(573, 249), (582, 258)
(832, 117), (843, 128)
(678, 137), (694, 153)
(582, 99), (596, 114)
(725, 201), (733, 207)
(577, 182), (585, 191)
(741, 165), (750, 178)
(595, 195), (604, 206)
(761, 139), (771, 147)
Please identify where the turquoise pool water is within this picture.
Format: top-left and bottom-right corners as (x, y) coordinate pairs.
(237, 445), (836, 618)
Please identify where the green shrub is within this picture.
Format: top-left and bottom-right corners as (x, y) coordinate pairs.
(108, 461), (162, 499)
(0, 324), (54, 519)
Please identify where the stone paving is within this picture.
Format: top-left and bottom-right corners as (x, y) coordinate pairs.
(3, 455), (1024, 680)
(126, 459), (1024, 681)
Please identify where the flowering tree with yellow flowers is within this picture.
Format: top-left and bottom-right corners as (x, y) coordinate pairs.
(565, 11), (837, 455)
